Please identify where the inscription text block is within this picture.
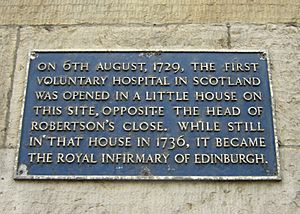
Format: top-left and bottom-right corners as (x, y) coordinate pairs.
(15, 51), (280, 180)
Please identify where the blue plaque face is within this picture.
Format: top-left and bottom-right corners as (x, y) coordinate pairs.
(15, 50), (280, 180)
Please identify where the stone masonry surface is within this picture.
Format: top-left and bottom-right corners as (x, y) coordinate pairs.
(0, 0), (299, 25)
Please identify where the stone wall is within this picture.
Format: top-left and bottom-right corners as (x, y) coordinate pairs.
(0, 1), (299, 213)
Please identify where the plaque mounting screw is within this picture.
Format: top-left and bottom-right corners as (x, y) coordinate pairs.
(18, 164), (28, 176)
(260, 51), (267, 60)
(30, 51), (37, 60)
(140, 167), (151, 176)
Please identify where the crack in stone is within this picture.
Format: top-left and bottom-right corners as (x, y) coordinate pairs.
(226, 23), (231, 49)
(3, 26), (20, 149)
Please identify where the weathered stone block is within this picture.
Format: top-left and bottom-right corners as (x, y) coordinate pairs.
(0, 0), (299, 25)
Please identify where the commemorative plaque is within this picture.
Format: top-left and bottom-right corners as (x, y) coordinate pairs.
(15, 50), (280, 180)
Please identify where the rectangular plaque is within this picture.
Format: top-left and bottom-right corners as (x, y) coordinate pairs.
(15, 50), (280, 180)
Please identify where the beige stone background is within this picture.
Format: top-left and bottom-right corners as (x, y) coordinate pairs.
(0, 0), (300, 213)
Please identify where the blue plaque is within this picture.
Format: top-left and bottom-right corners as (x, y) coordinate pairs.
(15, 50), (280, 180)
